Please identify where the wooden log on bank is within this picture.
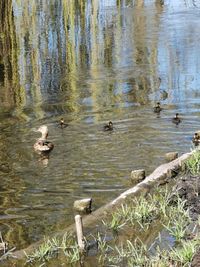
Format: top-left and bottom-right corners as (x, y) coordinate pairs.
(111, 151), (191, 204)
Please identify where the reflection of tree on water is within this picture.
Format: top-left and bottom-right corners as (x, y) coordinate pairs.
(0, 0), (164, 118)
(0, 0), (19, 109)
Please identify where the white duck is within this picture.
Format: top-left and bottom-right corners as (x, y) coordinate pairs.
(33, 125), (54, 153)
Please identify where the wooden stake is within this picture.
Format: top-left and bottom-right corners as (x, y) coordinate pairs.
(75, 215), (85, 252)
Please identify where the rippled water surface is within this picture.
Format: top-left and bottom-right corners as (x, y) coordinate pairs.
(0, 0), (200, 249)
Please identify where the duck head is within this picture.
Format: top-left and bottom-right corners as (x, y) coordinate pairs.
(37, 125), (48, 140)
(156, 102), (161, 107)
(175, 113), (179, 118)
(109, 121), (113, 127)
(154, 102), (162, 114)
(194, 132), (200, 139)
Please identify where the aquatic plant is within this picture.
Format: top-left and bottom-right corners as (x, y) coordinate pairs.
(95, 232), (110, 253)
(25, 232), (80, 264)
(114, 195), (159, 230)
(168, 204), (190, 225)
(90, 232), (112, 265)
(98, 236), (200, 267)
(152, 188), (171, 219)
(185, 150), (200, 175)
(163, 217), (188, 242)
(105, 240), (149, 267)
(148, 247), (169, 267)
(25, 238), (58, 263)
(162, 196), (190, 242)
(169, 239), (199, 266)
(132, 196), (157, 230)
(102, 213), (127, 233)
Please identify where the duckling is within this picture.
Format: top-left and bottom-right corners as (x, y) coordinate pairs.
(34, 125), (54, 153)
(153, 102), (162, 113)
(104, 121), (113, 131)
(172, 113), (181, 125)
(192, 132), (200, 146)
(59, 118), (68, 128)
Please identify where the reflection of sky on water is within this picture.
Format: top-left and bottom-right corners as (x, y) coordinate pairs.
(157, 8), (200, 108)
(10, 0), (200, 116)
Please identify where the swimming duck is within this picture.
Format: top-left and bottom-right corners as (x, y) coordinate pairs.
(104, 121), (113, 131)
(59, 118), (68, 128)
(172, 113), (181, 125)
(192, 133), (200, 146)
(34, 125), (54, 153)
(153, 102), (162, 113)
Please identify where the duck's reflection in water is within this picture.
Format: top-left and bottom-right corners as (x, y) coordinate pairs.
(38, 152), (50, 167)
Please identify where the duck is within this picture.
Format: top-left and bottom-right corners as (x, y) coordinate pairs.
(153, 102), (162, 113)
(59, 118), (68, 128)
(104, 121), (114, 131)
(192, 132), (200, 146)
(172, 113), (181, 125)
(34, 125), (54, 153)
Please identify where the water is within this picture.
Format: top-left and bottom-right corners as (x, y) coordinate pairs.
(0, 0), (200, 250)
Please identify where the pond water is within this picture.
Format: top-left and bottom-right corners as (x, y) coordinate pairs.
(0, 0), (200, 250)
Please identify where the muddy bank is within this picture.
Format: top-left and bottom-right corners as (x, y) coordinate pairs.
(170, 170), (200, 267)
(175, 173), (200, 221)
(174, 172), (200, 267)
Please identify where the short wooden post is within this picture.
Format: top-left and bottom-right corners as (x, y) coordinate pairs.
(165, 152), (178, 162)
(75, 215), (85, 252)
(73, 198), (92, 213)
(131, 169), (145, 183)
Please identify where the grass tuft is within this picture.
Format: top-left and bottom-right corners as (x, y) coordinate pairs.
(25, 232), (80, 264)
(185, 150), (200, 175)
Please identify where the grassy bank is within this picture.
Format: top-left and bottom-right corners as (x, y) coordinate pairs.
(2, 150), (200, 266)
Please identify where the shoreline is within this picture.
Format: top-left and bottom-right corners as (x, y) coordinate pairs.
(3, 150), (193, 264)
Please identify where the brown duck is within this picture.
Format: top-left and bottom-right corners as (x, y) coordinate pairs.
(153, 102), (162, 113)
(192, 132), (200, 146)
(59, 118), (68, 128)
(172, 113), (181, 125)
(104, 121), (113, 131)
(34, 125), (54, 153)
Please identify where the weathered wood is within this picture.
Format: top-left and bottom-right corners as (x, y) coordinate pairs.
(165, 152), (178, 162)
(112, 152), (191, 204)
(131, 169), (145, 183)
(74, 198), (92, 213)
(75, 215), (85, 252)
